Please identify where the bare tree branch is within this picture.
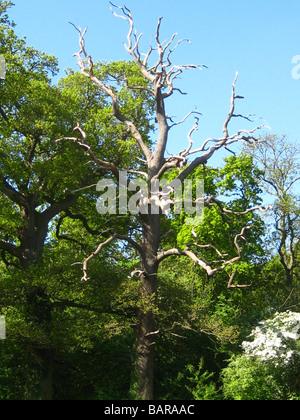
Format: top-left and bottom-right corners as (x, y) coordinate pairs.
(81, 233), (142, 282)
(205, 195), (272, 215)
(156, 247), (215, 275)
(227, 269), (252, 289)
(70, 22), (153, 163)
(223, 72), (239, 138)
(175, 73), (263, 182)
(157, 225), (254, 279)
(107, 5), (208, 178)
(109, 3), (156, 83)
(56, 123), (119, 178)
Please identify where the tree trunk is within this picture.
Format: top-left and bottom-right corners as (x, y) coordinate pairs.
(24, 286), (54, 400)
(42, 349), (54, 401)
(19, 206), (54, 400)
(19, 203), (49, 267)
(134, 302), (156, 400)
(278, 215), (295, 292)
(25, 347), (54, 400)
(133, 214), (160, 400)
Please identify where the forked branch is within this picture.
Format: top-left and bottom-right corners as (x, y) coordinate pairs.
(81, 233), (142, 282)
(56, 124), (119, 178)
(70, 22), (152, 163)
(157, 225), (252, 279)
(175, 73), (264, 182)
(109, 3), (206, 94)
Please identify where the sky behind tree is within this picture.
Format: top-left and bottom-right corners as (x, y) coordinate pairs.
(8, 0), (300, 179)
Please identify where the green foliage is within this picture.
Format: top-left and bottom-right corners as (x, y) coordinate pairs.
(186, 360), (220, 400)
(222, 356), (279, 400)
(222, 351), (300, 401)
(222, 311), (300, 400)
(174, 156), (266, 264)
(59, 60), (155, 167)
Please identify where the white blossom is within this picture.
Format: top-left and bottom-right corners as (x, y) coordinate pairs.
(242, 311), (300, 366)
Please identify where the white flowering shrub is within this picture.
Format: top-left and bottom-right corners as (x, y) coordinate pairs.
(222, 311), (300, 400)
(242, 311), (300, 366)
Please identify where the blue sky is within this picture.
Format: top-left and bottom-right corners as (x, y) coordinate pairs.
(8, 0), (300, 176)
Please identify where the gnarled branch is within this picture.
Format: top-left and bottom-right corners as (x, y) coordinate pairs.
(56, 123), (119, 178)
(176, 73), (264, 182)
(81, 233), (142, 282)
(70, 22), (152, 163)
(157, 225), (253, 279)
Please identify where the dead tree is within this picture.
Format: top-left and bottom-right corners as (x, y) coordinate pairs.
(63, 5), (267, 399)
